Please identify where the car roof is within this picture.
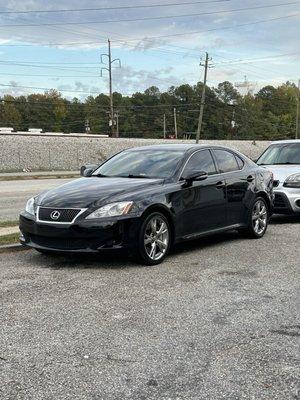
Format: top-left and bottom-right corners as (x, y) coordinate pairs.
(271, 139), (300, 144)
(124, 143), (238, 152)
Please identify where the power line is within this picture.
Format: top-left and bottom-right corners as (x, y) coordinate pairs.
(1, 2), (300, 28)
(214, 51), (300, 66)
(0, 13), (298, 56)
(0, 0), (232, 14)
(0, 72), (100, 78)
(0, 83), (102, 94)
(121, 12), (300, 41)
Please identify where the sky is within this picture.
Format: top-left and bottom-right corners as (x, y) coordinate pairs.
(0, 0), (299, 99)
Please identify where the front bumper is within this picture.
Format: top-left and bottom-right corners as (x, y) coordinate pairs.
(19, 213), (140, 253)
(273, 186), (300, 214)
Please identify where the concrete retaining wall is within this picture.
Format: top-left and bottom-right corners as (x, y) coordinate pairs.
(0, 133), (271, 172)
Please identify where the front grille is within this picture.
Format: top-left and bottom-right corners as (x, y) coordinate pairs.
(29, 234), (90, 250)
(274, 193), (288, 209)
(38, 208), (81, 223)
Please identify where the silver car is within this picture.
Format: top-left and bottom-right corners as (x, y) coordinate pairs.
(257, 140), (300, 214)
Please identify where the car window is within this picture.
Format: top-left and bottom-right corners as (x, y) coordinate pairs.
(182, 149), (217, 177)
(214, 150), (239, 173)
(235, 155), (245, 170)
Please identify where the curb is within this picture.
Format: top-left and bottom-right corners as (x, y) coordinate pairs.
(0, 244), (28, 254)
(0, 174), (78, 182)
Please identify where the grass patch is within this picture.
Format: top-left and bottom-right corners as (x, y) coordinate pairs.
(0, 232), (20, 246)
(0, 220), (19, 228)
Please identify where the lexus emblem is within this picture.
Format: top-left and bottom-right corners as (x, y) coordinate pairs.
(50, 210), (61, 221)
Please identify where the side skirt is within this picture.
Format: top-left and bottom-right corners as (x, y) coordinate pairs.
(176, 224), (245, 243)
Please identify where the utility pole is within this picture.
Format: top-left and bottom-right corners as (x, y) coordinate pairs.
(85, 118), (90, 134)
(174, 108), (178, 139)
(116, 111), (119, 137)
(296, 79), (300, 140)
(196, 52), (212, 143)
(101, 39), (121, 138)
(163, 114), (167, 139)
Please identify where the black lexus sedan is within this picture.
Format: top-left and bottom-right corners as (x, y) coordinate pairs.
(20, 144), (274, 265)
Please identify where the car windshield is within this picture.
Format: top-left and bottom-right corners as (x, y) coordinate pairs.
(92, 149), (185, 179)
(257, 143), (300, 165)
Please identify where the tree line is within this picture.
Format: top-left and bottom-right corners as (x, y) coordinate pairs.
(0, 81), (298, 140)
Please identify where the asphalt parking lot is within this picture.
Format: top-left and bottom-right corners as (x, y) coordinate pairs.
(0, 215), (299, 400)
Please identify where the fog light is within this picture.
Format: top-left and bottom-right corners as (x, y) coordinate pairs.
(19, 232), (25, 241)
(296, 200), (300, 208)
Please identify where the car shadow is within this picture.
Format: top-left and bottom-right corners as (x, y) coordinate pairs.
(171, 230), (241, 256)
(32, 249), (139, 270)
(32, 230), (242, 270)
(31, 214), (298, 270)
(270, 214), (300, 225)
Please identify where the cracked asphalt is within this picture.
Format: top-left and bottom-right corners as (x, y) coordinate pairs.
(0, 215), (299, 400)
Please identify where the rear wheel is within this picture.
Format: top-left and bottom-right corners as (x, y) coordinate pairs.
(240, 197), (269, 238)
(135, 212), (171, 265)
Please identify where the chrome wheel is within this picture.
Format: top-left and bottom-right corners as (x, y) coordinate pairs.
(252, 200), (267, 235)
(144, 216), (169, 261)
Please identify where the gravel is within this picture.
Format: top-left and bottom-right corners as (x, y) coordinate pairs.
(0, 215), (299, 400)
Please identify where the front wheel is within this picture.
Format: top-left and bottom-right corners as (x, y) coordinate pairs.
(135, 212), (171, 266)
(240, 197), (269, 239)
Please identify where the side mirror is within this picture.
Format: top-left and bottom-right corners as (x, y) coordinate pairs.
(182, 170), (208, 185)
(80, 164), (98, 177)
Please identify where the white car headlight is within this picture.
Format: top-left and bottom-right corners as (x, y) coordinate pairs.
(284, 174), (300, 188)
(25, 197), (36, 216)
(86, 202), (133, 219)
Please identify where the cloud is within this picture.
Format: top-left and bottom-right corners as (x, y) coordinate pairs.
(0, 0), (298, 96)
(110, 65), (181, 94)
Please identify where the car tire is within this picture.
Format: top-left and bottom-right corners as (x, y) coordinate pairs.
(134, 212), (171, 266)
(239, 197), (269, 239)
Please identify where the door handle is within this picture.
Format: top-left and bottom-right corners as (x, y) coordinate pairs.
(216, 181), (225, 189)
(247, 175), (255, 182)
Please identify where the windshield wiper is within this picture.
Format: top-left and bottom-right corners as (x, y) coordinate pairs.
(94, 173), (152, 178)
(271, 162), (300, 165)
(127, 174), (151, 179)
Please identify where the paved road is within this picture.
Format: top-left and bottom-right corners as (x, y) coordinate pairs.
(0, 178), (72, 221)
(0, 216), (299, 399)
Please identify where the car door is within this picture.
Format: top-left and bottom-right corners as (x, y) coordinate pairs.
(212, 149), (255, 226)
(176, 149), (227, 238)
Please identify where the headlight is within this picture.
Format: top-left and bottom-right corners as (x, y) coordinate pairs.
(284, 174), (300, 188)
(86, 202), (133, 219)
(25, 197), (36, 216)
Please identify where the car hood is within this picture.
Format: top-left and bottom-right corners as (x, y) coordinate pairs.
(261, 165), (300, 182)
(36, 177), (164, 208)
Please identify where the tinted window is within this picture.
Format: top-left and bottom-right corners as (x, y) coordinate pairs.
(182, 150), (217, 177)
(235, 155), (245, 170)
(93, 149), (185, 179)
(214, 150), (239, 173)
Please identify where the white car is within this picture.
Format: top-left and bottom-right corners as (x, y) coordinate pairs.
(257, 140), (300, 214)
